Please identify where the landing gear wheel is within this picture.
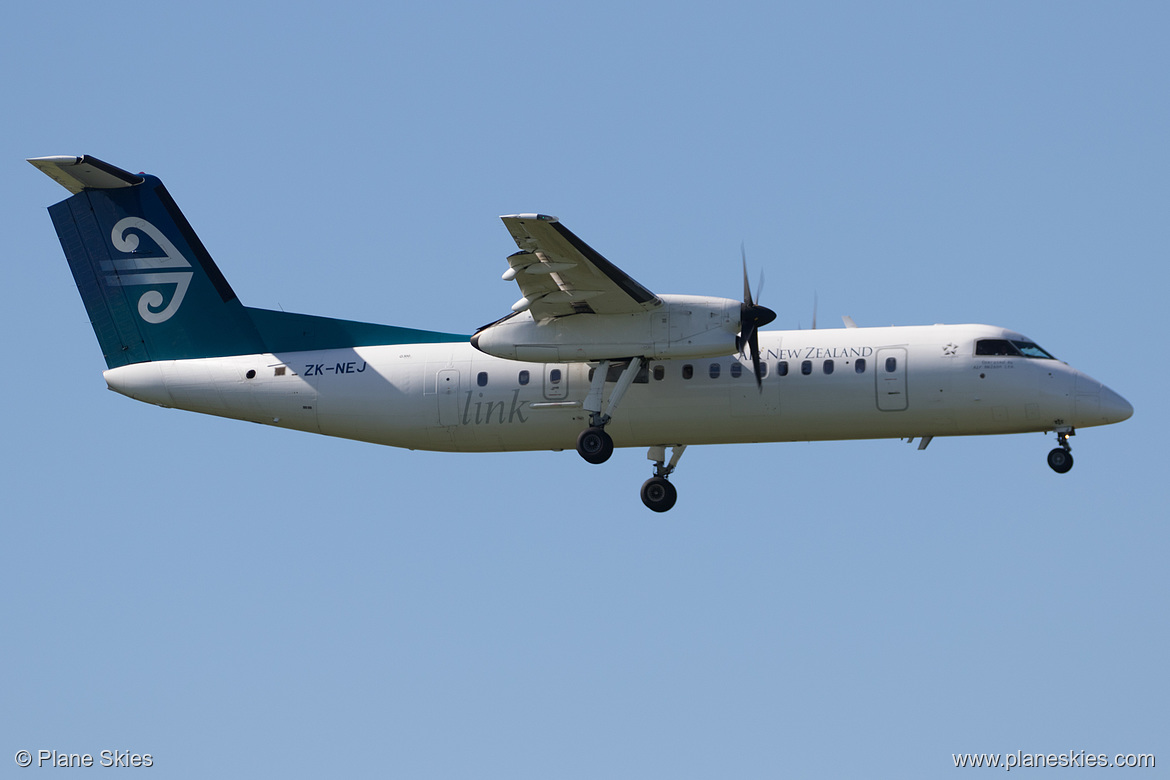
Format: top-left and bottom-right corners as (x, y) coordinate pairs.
(576, 427), (614, 464)
(1047, 447), (1074, 474)
(640, 477), (678, 512)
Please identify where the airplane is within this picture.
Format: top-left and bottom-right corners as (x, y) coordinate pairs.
(30, 154), (1133, 512)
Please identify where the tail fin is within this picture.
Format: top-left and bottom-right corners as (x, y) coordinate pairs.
(30, 155), (265, 368)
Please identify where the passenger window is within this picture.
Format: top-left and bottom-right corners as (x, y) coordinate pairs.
(709, 363), (721, 379)
(682, 364), (694, 380)
(730, 362), (743, 379)
(653, 365), (665, 381)
(758, 362), (768, 378)
(823, 359), (834, 375)
(518, 370), (530, 385)
(549, 368), (562, 383)
(855, 358), (866, 374)
(801, 360), (812, 375)
(885, 357), (897, 373)
(777, 361), (788, 376)
(477, 371), (488, 387)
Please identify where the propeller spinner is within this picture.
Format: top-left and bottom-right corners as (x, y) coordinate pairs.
(736, 249), (776, 390)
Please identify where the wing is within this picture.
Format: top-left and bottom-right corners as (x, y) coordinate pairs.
(499, 214), (661, 320)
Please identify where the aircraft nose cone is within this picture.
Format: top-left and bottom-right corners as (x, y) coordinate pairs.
(1100, 385), (1134, 424)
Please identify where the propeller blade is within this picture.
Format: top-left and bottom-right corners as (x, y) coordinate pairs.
(737, 245), (776, 391)
(737, 321), (755, 355)
(749, 327), (763, 390)
(741, 245), (753, 306)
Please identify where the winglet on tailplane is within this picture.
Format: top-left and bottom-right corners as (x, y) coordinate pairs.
(31, 155), (466, 369)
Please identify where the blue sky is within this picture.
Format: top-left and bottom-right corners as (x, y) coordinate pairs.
(3, 2), (1166, 777)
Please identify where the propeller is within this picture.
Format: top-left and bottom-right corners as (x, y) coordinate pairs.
(736, 247), (777, 390)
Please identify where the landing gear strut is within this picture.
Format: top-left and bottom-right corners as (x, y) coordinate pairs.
(1047, 428), (1074, 474)
(641, 445), (686, 512)
(574, 358), (642, 465)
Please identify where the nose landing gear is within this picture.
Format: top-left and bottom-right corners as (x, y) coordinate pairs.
(1047, 428), (1074, 474)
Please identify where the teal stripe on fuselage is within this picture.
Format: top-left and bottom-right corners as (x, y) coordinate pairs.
(246, 308), (467, 353)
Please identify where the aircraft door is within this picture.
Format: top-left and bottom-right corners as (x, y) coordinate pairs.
(437, 368), (460, 425)
(543, 364), (568, 400)
(875, 348), (908, 411)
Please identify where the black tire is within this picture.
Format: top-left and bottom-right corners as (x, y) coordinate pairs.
(576, 427), (614, 464)
(640, 477), (678, 512)
(1047, 448), (1074, 474)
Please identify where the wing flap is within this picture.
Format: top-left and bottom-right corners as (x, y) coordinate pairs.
(499, 215), (660, 319)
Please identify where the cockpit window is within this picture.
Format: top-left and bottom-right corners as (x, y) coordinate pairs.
(975, 338), (1056, 359)
(1011, 340), (1056, 359)
(975, 339), (1020, 356)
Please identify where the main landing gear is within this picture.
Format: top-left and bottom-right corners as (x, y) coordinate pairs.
(572, 357), (686, 512)
(1047, 428), (1074, 474)
(576, 427), (613, 464)
(641, 445), (687, 512)
(574, 358), (642, 465)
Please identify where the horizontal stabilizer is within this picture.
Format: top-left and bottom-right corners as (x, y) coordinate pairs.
(28, 155), (144, 193)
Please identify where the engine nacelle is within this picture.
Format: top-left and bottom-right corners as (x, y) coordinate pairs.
(471, 294), (741, 362)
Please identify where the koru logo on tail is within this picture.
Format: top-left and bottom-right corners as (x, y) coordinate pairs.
(101, 217), (193, 324)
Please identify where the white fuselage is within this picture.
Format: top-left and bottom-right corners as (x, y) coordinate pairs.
(101, 323), (1131, 453)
